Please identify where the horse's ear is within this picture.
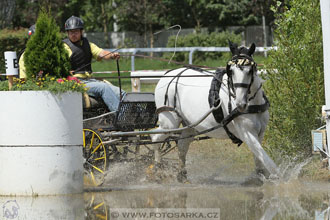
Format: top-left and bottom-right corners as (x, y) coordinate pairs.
(248, 43), (256, 56)
(228, 40), (238, 55)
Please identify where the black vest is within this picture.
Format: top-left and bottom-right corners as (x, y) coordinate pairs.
(63, 37), (92, 72)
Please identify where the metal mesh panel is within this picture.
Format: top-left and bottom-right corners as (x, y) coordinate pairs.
(114, 93), (158, 131)
(83, 96), (115, 129)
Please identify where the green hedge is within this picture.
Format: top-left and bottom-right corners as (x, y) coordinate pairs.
(0, 29), (28, 73)
(264, 0), (324, 157)
(165, 31), (242, 63)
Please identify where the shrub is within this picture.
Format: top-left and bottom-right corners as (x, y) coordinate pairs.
(0, 29), (27, 73)
(24, 9), (71, 79)
(165, 31), (242, 63)
(0, 9), (85, 94)
(263, 0), (324, 157)
(0, 76), (87, 94)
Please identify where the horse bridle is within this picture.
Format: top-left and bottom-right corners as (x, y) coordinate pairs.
(226, 55), (258, 96)
(226, 54), (259, 112)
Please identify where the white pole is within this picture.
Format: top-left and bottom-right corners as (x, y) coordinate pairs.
(320, 0), (330, 169)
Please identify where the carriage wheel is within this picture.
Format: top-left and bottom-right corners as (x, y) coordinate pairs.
(83, 129), (107, 186)
(85, 193), (108, 220)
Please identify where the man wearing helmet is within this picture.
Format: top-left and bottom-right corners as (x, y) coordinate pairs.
(63, 16), (123, 112)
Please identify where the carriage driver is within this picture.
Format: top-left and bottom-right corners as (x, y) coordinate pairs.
(63, 16), (124, 112)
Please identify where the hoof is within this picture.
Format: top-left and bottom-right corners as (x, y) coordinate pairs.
(241, 174), (264, 187)
(256, 168), (271, 179)
(177, 170), (188, 183)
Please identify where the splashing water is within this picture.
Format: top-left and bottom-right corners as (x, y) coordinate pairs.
(100, 141), (322, 189)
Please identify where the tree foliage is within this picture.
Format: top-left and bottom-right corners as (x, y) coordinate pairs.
(4, 0), (282, 32)
(166, 31), (241, 62)
(80, 0), (115, 32)
(207, 0), (257, 26)
(0, 0), (16, 29)
(115, 0), (168, 47)
(24, 9), (71, 78)
(12, 0), (72, 29)
(264, 0), (324, 157)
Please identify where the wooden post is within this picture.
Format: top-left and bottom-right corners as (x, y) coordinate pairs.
(131, 78), (141, 92)
(8, 76), (14, 90)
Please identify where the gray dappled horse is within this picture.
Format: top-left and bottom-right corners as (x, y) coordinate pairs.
(152, 42), (279, 183)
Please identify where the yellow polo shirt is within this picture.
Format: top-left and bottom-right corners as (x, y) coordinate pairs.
(19, 52), (26, 78)
(63, 41), (103, 78)
(19, 41), (103, 79)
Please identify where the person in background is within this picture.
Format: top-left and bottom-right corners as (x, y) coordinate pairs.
(63, 16), (124, 112)
(18, 24), (35, 79)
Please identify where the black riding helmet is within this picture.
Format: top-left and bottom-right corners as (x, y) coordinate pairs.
(65, 16), (84, 30)
(28, 24), (36, 36)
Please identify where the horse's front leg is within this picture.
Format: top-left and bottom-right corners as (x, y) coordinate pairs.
(150, 112), (181, 169)
(151, 133), (169, 166)
(177, 128), (195, 183)
(234, 123), (279, 179)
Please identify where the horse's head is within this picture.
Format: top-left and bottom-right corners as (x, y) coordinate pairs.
(227, 41), (257, 112)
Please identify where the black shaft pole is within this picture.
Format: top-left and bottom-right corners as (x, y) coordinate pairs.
(116, 59), (122, 101)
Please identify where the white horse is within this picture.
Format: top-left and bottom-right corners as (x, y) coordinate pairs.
(151, 42), (279, 183)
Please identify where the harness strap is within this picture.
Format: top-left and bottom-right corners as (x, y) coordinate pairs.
(248, 84), (262, 101)
(245, 93), (270, 113)
(164, 66), (217, 107)
(155, 106), (176, 114)
(155, 105), (190, 126)
(233, 83), (249, 88)
(224, 126), (243, 146)
(223, 93), (270, 146)
(164, 68), (189, 106)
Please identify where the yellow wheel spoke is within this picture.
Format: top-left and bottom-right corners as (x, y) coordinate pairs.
(90, 133), (95, 149)
(83, 131), (86, 148)
(93, 202), (104, 210)
(92, 165), (104, 174)
(83, 129), (106, 187)
(92, 143), (103, 154)
(94, 156), (105, 161)
(96, 214), (106, 219)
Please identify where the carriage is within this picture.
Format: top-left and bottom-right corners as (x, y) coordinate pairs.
(82, 42), (279, 186)
(82, 91), (163, 186)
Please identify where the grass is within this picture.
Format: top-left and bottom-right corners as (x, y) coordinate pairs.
(91, 54), (269, 92)
(299, 156), (330, 181)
